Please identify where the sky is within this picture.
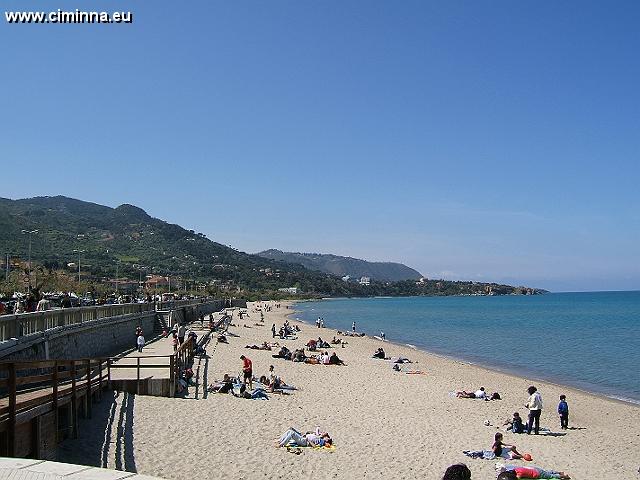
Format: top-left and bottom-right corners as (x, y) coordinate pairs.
(1, 1), (639, 292)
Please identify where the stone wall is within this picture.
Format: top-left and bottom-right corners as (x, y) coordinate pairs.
(0, 300), (225, 361)
(0, 311), (157, 362)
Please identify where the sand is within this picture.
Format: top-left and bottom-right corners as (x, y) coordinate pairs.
(58, 301), (640, 479)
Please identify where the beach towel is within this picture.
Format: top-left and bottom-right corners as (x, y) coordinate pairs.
(463, 450), (496, 460)
(285, 444), (336, 453)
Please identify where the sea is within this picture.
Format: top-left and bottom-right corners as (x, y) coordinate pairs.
(292, 291), (640, 405)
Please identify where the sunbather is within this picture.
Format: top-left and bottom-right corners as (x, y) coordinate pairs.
(233, 384), (269, 400)
(492, 432), (525, 460)
(456, 388), (484, 399)
(373, 347), (386, 359)
(496, 464), (570, 479)
(209, 374), (235, 393)
(329, 352), (344, 365)
(278, 427), (332, 447)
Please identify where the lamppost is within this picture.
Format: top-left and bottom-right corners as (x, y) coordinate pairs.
(73, 249), (85, 283)
(21, 229), (38, 291)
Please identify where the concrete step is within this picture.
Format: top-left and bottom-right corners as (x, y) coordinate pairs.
(0, 457), (164, 479)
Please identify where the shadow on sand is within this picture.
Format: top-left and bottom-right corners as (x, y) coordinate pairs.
(58, 390), (137, 473)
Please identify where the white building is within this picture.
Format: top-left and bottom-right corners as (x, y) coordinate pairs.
(358, 276), (370, 286)
(278, 287), (299, 294)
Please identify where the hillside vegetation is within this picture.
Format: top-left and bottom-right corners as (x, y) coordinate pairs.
(0, 196), (545, 298)
(258, 249), (422, 282)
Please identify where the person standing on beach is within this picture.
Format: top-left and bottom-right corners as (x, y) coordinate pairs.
(558, 394), (569, 430)
(240, 355), (253, 389)
(137, 332), (145, 353)
(177, 323), (186, 345)
(352, 321), (356, 332)
(271, 323), (276, 338)
(525, 386), (543, 434)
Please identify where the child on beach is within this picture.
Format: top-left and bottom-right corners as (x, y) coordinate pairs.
(558, 394), (569, 430)
(504, 412), (526, 434)
(492, 432), (525, 460)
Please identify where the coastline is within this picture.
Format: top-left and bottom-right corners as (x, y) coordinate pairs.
(57, 299), (640, 480)
(290, 297), (640, 407)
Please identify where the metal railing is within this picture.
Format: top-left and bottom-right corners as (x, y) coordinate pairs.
(0, 298), (216, 342)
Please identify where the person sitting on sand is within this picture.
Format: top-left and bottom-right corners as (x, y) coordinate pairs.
(319, 351), (330, 364)
(496, 465), (570, 479)
(292, 349), (306, 362)
(331, 336), (341, 344)
(274, 346), (291, 360)
(329, 352), (344, 365)
(504, 412), (526, 434)
(492, 432), (524, 460)
(306, 339), (318, 351)
(442, 463), (472, 480)
(278, 427), (332, 448)
(373, 347), (386, 359)
(209, 374), (235, 393)
(233, 384), (269, 400)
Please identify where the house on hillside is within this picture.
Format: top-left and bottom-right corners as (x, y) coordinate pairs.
(145, 275), (170, 289)
(358, 276), (370, 286)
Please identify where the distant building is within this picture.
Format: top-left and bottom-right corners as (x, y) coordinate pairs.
(278, 287), (299, 294)
(342, 275), (350, 282)
(358, 276), (370, 286)
(145, 275), (170, 289)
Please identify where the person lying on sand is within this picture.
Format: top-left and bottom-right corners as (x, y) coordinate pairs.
(496, 464), (570, 479)
(278, 427), (332, 448)
(456, 387), (486, 399)
(391, 356), (412, 364)
(245, 342), (272, 350)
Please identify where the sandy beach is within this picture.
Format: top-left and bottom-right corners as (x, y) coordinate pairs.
(58, 301), (640, 479)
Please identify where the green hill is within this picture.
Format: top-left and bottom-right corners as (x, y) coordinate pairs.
(0, 196), (545, 297)
(257, 249), (422, 282)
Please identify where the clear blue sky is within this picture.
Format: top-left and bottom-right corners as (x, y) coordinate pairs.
(1, 1), (639, 292)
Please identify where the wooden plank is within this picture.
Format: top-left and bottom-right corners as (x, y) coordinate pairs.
(52, 361), (58, 444)
(136, 357), (141, 395)
(85, 359), (91, 419)
(71, 362), (77, 439)
(15, 373), (53, 386)
(8, 363), (16, 457)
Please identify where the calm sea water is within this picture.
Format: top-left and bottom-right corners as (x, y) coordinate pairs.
(293, 292), (640, 404)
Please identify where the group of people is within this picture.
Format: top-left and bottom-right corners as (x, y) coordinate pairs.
(442, 463), (570, 479)
(305, 337), (330, 351)
(271, 319), (300, 339)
